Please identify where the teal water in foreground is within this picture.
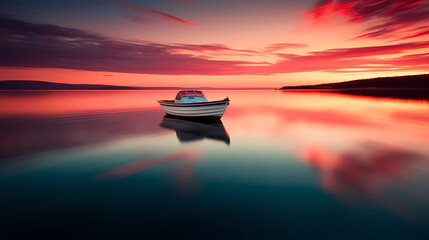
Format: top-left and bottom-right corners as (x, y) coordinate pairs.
(1, 90), (429, 239)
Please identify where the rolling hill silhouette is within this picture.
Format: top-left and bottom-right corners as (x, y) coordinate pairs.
(280, 74), (429, 100)
(0, 80), (137, 90)
(281, 74), (429, 90)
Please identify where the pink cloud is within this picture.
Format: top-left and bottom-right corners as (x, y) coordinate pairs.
(115, 0), (199, 26)
(396, 27), (429, 41)
(264, 43), (308, 52)
(1, 16), (428, 75)
(305, 0), (335, 21)
(126, 15), (151, 25)
(304, 0), (429, 40)
(262, 41), (429, 74)
(171, 43), (258, 54)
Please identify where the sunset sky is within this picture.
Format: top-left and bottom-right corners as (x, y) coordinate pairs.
(1, 0), (428, 88)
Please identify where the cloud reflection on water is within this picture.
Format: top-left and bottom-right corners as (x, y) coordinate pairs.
(302, 142), (422, 190)
(222, 90), (429, 216)
(0, 109), (166, 159)
(1, 90), (429, 215)
(101, 149), (202, 178)
(301, 142), (428, 216)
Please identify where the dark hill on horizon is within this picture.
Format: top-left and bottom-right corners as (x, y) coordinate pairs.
(0, 80), (272, 90)
(280, 74), (429, 90)
(0, 80), (139, 90)
(280, 74), (429, 100)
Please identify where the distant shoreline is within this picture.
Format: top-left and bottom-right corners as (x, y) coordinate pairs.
(0, 80), (273, 91)
(279, 88), (429, 100)
(279, 74), (429, 90)
(279, 74), (429, 100)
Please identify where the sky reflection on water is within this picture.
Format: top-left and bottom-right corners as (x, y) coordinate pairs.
(0, 90), (428, 239)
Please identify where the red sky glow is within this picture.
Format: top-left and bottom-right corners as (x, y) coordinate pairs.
(0, 0), (428, 87)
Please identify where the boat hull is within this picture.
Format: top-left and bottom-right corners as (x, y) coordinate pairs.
(158, 99), (229, 119)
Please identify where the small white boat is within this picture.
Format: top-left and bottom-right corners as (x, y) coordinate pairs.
(158, 90), (229, 119)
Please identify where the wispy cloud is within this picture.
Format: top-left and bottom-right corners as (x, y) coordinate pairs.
(115, 0), (198, 26)
(126, 15), (151, 26)
(1, 16), (428, 75)
(0, 14), (102, 40)
(171, 43), (258, 54)
(304, 0), (429, 41)
(265, 43), (308, 52)
(396, 27), (429, 41)
(0, 16), (244, 75)
(264, 41), (429, 73)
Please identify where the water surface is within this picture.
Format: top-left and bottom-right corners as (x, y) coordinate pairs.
(1, 90), (429, 239)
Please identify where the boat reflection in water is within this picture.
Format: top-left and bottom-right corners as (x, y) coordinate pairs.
(160, 115), (230, 145)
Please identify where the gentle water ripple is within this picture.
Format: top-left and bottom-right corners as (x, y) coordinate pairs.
(0, 90), (428, 239)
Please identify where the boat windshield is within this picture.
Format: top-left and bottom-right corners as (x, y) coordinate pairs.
(174, 90), (208, 103)
(195, 91), (205, 97)
(186, 91), (196, 96)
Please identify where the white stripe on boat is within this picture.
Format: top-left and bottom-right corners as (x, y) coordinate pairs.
(159, 101), (229, 118)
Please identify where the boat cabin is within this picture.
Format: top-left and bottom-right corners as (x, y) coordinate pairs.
(175, 90), (208, 103)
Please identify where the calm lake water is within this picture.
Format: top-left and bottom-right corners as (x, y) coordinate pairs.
(1, 90), (429, 239)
